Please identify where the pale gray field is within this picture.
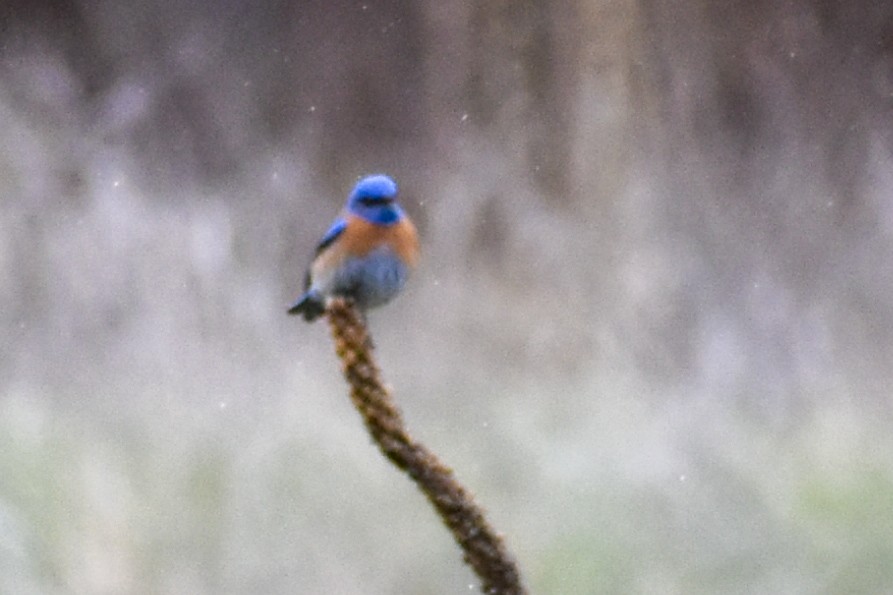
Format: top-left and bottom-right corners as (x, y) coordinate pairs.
(2, 2), (892, 593)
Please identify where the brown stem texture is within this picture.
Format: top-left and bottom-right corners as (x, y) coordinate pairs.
(325, 298), (527, 595)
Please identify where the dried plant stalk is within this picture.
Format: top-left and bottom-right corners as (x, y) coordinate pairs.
(325, 298), (527, 595)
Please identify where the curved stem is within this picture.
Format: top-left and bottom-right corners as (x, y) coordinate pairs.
(325, 298), (527, 595)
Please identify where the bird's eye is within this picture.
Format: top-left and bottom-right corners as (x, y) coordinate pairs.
(358, 196), (392, 206)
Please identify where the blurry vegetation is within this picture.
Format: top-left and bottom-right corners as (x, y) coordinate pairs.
(2, 0), (893, 593)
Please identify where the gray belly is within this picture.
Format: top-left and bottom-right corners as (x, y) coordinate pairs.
(329, 248), (410, 309)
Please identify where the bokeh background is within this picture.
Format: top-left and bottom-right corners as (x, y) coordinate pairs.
(3, 1), (893, 593)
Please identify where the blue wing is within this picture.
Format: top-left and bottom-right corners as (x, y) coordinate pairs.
(315, 218), (347, 256)
(302, 218), (347, 290)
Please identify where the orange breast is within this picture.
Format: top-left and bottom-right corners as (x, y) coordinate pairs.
(340, 214), (420, 267)
(311, 214), (419, 282)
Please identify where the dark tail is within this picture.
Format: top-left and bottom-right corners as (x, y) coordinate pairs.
(287, 291), (326, 322)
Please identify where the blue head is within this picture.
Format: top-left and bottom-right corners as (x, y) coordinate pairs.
(346, 174), (403, 225)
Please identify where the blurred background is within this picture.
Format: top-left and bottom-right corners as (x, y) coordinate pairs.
(2, 1), (893, 593)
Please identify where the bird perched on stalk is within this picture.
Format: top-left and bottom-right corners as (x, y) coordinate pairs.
(288, 174), (419, 322)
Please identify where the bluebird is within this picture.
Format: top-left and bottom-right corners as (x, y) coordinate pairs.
(288, 174), (420, 321)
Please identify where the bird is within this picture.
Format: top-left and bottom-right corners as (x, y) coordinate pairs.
(288, 174), (419, 322)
